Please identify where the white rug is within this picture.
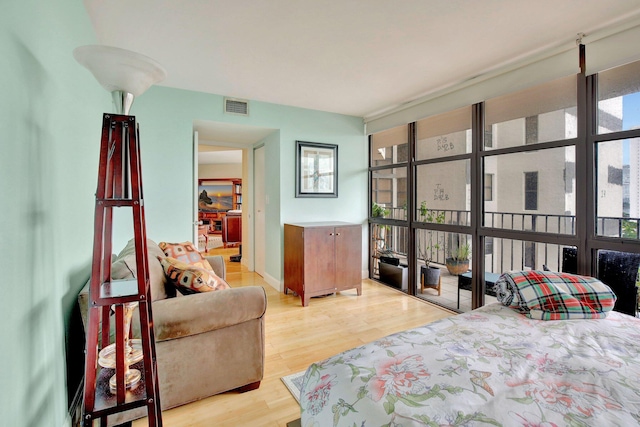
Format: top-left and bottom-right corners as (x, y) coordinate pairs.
(281, 370), (306, 403)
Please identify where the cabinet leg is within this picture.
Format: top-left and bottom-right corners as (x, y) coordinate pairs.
(302, 295), (309, 307)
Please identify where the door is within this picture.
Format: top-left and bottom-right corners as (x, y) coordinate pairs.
(304, 227), (337, 292)
(335, 225), (362, 289)
(254, 145), (266, 277)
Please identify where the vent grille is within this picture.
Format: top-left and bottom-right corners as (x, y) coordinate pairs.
(224, 98), (249, 115)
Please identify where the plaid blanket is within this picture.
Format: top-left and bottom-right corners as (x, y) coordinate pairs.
(495, 270), (617, 320)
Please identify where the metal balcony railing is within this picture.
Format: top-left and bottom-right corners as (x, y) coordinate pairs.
(372, 207), (640, 273)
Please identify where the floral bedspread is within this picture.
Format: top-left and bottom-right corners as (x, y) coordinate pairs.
(299, 303), (640, 426)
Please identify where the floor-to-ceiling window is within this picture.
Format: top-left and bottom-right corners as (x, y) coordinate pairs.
(369, 125), (410, 292)
(413, 106), (473, 309)
(369, 55), (640, 315)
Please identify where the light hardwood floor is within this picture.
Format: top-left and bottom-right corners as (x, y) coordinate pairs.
(134, 248), (455, 427)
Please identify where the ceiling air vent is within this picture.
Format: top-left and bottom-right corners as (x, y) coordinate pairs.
(224, 97), (249, 116)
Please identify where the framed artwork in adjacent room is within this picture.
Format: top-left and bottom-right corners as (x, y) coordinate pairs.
(295, 140), (338, 198)
(198, 183), (233, 211)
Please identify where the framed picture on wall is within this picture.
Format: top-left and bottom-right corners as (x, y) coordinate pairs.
(198, 183), (233, 211)
(295, 141), (338, 198)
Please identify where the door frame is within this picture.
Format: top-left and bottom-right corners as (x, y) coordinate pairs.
(193, 135), (255, 271)
(253, 144), (266, 277)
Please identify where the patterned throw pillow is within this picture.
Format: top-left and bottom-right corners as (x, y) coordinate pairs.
(158, 256), (230, 293)
(158, 241), (212, 270)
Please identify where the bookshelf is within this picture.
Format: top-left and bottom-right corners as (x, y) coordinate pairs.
(234, 182), (242, 210)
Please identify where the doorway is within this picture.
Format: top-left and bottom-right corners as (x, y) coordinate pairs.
(192, 120), (276, 273)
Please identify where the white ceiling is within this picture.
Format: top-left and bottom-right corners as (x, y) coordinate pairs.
(84, 0), (640, 119)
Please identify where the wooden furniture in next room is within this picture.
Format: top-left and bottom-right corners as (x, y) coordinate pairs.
(223, 211), (243, 262)
(197, 178), (242, 233)
(199, 211), (225, 234)
(284, 222), (362, 307)
(222, 211), (242, 248)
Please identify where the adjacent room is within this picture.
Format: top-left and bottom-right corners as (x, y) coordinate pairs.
(4, 1), (640, 426)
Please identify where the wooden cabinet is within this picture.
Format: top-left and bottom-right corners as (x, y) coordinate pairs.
(222, 212), (241, 247)
(199, 211), (225, 234)
(284, 222), (362, 306)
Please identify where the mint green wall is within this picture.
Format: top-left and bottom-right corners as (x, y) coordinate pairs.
(1, 1), (108, 426)
(131, 86), (367, 283)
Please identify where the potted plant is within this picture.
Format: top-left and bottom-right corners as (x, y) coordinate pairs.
(446, 243), (471, 275)
(417, 201), (445, 286)
(372, 202), (390, 218)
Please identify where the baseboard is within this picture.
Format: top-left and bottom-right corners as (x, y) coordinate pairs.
(263, 272), (280, 291)
(68, 380), (83, 427)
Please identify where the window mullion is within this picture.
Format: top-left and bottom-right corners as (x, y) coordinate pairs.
(576, 44), (593, 275)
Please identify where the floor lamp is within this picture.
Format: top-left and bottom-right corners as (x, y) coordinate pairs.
(74, 45), (166, 426)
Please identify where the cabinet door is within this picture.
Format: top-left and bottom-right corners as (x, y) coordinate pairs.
(304, 227), (337, 292)
(284, 225), (305, 296)
(334, 225), (361, 290)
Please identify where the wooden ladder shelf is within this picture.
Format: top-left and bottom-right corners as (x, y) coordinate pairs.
(82, 114), (162, 426)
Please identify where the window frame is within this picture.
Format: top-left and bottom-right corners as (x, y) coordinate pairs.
(368, 48), (640, 312)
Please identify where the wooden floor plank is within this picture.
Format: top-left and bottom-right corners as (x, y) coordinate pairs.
(133, 248), (454, 426)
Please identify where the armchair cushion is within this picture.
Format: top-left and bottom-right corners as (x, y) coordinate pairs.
(159, 256), (230, 293)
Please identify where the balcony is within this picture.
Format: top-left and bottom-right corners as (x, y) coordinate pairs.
(372, 209), (640, 312)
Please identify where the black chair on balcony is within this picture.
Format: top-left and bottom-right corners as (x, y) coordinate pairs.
(560, 247), (638, 317)
(457, 272), (501, 309)
(597, 250), (639, 317)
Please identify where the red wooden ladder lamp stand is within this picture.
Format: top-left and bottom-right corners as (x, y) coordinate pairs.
(74, 45), (167, 426)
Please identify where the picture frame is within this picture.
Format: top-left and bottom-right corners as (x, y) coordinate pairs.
(197, 183), (233, 212)
(295, 140), (338, 198)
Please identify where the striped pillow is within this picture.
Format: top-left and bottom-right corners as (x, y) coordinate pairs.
(495, 270), (617, 320)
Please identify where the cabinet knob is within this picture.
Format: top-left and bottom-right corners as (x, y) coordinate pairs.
(336, 233), (341, 236)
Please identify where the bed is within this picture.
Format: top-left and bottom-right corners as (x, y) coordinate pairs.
(300, 271), (640, 426)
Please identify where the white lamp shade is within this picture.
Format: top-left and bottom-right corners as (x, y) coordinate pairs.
(73, 45), (166, 98)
